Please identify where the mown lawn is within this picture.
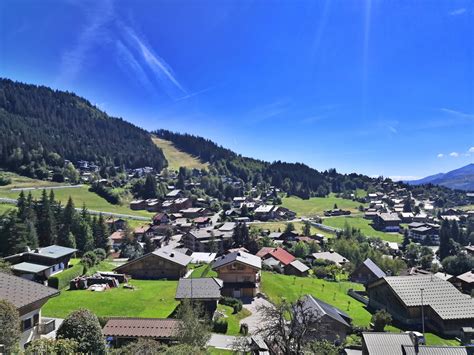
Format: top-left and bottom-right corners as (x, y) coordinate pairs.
(260, 272), (459, 346)
(190, 264), (218, 278)
(217, 304), (251, 336)
(152, 136), (208, 171)
(282, 195), (365, 217)
(0, 185), (153, 218)
(323, 216), (403, 243)
(251, 221), (333, 239)
(42, 279), (179, 319)
(0, 171), (66, 189)
(0, 203), (16, 214)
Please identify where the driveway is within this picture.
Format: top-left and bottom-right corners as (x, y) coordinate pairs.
(240, 296), (274, 335)
(207, 333), (242, 350)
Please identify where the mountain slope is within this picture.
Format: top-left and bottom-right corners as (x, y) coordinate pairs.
(151, 136), (208, 171)
(408, 164), (474, 191)
(0, 79), (167, 177)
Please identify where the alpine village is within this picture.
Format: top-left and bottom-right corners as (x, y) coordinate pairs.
(1, 85), (474, 354)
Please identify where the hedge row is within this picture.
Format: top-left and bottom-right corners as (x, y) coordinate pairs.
(48, 264), (84, 289)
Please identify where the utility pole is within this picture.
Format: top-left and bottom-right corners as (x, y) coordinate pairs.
(420, 288), (425, 341)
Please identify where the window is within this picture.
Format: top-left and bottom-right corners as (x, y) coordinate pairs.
(22, 318), (32, 331)
(33, 313), (39, 326)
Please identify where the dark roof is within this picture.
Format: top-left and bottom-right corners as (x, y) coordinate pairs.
(115, 248), (192, 272)
(212, 251), (261, 270)
(362, 332), (413, 355)
(361, 258), (386, 279)
(380, 276), (474, 320)
(175, 277), (223, 300)
(102, 318), (180, 339)
(402, 345), (468, 355)
(0, 272), (59, 312)
(301, 295), (352, 328)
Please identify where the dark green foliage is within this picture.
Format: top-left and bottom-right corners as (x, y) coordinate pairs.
(0, 79), (167, 177)
(109, 338), (164, 355)
(93, 248), (107, 261)
(176, 300), (211, 348)
(220, 297), (243, 313)
(25, 338), (79, 354)
(371, 309), (392, 331)
(57, 308), (105, 353)
(442, 254), (474, 275)
(48, 263), (84, 289)
(0, 174), (11, 186)
(90, 182), (121, 205)
(212, 318), (228, 333)
(0, 299), (20, 353)
(232, 222), (249, 247)
(240, 323), (249, 335)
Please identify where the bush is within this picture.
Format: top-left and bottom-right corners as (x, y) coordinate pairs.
(48, 263), (84, 289)
(25, 338), (78, 354)
(81, 251), (98, 269)
(0, 175), (11, 186)
(240, 323), (249, 335)
(57, 309), (105, 353)
(93, 248), (107, 262)
(213, 318), (228, 334)
(220, 297), (242, 313)
(371, 309), (392, 331)
(0, 299), (21, 353)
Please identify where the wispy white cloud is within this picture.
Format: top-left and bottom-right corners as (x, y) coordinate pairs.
(468, 147), (474, 153)
(440, 108), (474, 120)
(247, 99), (291, 123)
(450, 152), (459, 157)
(437, 153), (444, 158)
(57, 0), (114, 84)
(175, 86), (216, 101)
(449, 8), (466, 16)
(123, 26), (186, 96)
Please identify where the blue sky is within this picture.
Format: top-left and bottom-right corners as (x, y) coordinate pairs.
(1, 0), (473, 179)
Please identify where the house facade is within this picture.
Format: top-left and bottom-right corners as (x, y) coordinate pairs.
(114, 249), (191, 280)
(0, 273), (60, 349)
(212, 251), (262, 298)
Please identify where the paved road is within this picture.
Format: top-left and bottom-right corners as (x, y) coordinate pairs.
(10, 184), (84, 192)
(207, 334), (242, 350)
(0, 197), (150, 221)
(240, 296), (274, 335)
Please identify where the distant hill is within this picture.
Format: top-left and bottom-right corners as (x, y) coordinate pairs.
(0, 79), (167, 178)
(407, 164), (474, 191)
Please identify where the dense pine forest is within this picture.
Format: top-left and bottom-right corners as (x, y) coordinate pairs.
(0, 79), (167, 178)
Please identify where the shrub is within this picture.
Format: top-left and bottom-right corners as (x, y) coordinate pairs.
(213, 318), (228, 334)
(0, 175), (11, 186)
(220, 297), (243, 313)
(240, 323), (249, 335)
(81, 251), (98, 269)
(48, 263), (84, 289)
(57, 309), (105, 353)
(93, 248), (107, 262)
(25, 338), (78, 354)
(371, 309), (392, 331)
(0, 299), (21, 353)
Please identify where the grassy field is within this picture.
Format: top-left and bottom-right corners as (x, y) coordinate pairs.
(251, 221), (333, 239)
(260, 272), (458, 346)
(217, 304), (251, 336)
(190, 264), (218, 278)
(152, 136), (208, 171)
(0, 203), (16, 214)
(281, 195), (364, 217)
(0, 184), (153, 218)
(43, 279), (179, 319)
(323, 216), (403, 243)
(0, 171), (66, 189)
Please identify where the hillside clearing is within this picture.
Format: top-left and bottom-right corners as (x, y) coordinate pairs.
(281, 195), (364, 217)
(250, 221), (333, 238)
(323, 216), (403, 243)
(0, 184), (153, 218)
(152, 136), (208, 171)
(42, 279), (178, 319)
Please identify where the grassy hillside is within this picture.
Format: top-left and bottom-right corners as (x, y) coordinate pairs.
(250, 221), (333, 239)
(0, 173), (152, 218)
(281, 194), (364, 217)
(152, 136), (208, 171)
(323, 216), (403, 243)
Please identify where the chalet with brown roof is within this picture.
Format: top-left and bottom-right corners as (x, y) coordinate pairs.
(114, 248), (192, 280)
(0, 273), (60, 348)
(256, 247), (296, 266)
(103, 318), (180, 347)
(455, 269), (474, 295)
(212, 251), (262, 298)
(373, 213), (401, 232)
(152, 212), (170, 225)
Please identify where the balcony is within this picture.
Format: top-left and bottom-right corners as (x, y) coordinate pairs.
(37, 319), (56, 335)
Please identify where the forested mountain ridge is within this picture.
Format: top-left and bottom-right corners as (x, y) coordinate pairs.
(0, 79), (167, 178)
(155, 129), (383, 198)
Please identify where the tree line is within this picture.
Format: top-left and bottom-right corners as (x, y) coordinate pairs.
(0, 78), (167, 180)
(0, 190), (110, 257)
